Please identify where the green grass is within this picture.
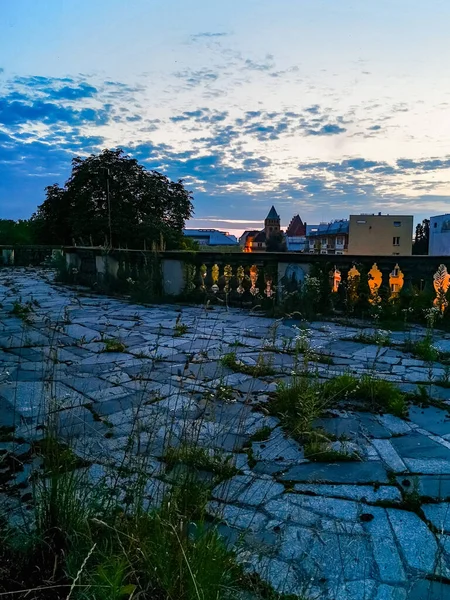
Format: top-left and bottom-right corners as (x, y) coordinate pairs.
(271, 373), (407, 447)
(249, 426), (273, 442)
(304, 441), (360, 462)
(174, 314), (189, 337)
(0, 450), (253, 600)
(174, 323), (189, 337)
(164, 445), (238, 483)
(403, 335), (439, 362)
(220, 351), (275, 377)
(102, 338), (127, 353)
(352, 330), (391, 346)
(11, 300), (33, 323)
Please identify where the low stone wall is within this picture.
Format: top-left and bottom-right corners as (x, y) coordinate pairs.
(4, 245), (450, 306)
(0, 245), (62, 266)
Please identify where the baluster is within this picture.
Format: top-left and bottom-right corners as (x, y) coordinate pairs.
(433, 264), (450, 312)
(249, 265), (259, 296)
(368, 263), (382, 304)
(236, 265), (245, 294)
(211, 263), (219, 293)
(264, 273), (275, 298)
(199, 263), (207, 291)
(224, 264), (232, 293)
(330, 266), (342, 293)
(347, 265), (360, 304)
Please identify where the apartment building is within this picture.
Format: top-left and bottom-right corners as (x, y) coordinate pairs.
(348, 214), (413, 255)
(307, 220), (349, 255)
(429, 214), (450, 255)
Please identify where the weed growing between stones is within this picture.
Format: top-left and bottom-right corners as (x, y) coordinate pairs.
(403, 335), (440, 363)
(164, 445), (238, 483)
(272, 372), (407, 452)
(221, 351), (275, 377)
(102, 337), (127, 353)
(1, 292), (306, 600)
(11, 299), (34, 324)
(352, 329), (392, 347)
(174, 314), (189, 337)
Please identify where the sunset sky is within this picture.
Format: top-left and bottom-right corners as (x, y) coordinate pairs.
(1, 0), (450, 236)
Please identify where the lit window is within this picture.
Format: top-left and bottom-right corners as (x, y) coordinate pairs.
(394, 221), (401, 227)
(393, 237), (400, 246)
(356, 220), (366, 224)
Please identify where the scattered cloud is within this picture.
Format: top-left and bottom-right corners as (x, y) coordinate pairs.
(1, 67), (450, 224)
(191, 32), (229, 40)
(173, 67), (220, 89)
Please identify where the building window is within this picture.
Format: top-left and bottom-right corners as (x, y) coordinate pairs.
(393, 237), (400, 246)
(356, 220), (366, 224)
(269, 227), (272, 232)
(434, 222), (438, 228)
(394, 221), (401, 227)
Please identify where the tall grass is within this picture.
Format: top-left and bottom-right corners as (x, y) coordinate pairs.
(0, 279), (290, 599)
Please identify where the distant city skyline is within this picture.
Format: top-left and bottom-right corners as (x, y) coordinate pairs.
(1, 0), (450, 232)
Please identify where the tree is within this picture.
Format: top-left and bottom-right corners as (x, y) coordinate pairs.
(412, 218), (430, 255)
(32, 149), (194, 249)
(266, 231), (286, 252)
(0, 219), (35, 245)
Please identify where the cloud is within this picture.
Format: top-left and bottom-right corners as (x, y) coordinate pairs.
(0, 97), (110, 127)
(305, 123), (346, 136)
(243, 58), (274, 72)
(174, 68), (219, 88)
(2, 68), (450, 226)
(396, 158), (450, 171)
(191, 32), (228, 39)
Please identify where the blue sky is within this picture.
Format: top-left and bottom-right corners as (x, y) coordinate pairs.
(1, 0), (450, 235)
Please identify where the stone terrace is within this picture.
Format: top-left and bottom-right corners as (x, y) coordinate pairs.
(1, 268), (450, 600)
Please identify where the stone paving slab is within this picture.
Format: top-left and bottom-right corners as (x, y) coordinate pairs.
(3, 269), (450, 600)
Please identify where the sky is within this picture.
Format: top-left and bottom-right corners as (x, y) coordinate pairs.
(1, 0), (450, 237)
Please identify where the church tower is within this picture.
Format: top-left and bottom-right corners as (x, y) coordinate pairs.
(264, 206), (280, 240)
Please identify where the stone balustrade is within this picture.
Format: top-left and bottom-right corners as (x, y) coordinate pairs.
(2, 245), (450, 307)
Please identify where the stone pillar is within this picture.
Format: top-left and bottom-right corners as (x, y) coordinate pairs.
(65, 252), (81, 271)
(162, 259), (185, 296)
(2, 249), (14, 265)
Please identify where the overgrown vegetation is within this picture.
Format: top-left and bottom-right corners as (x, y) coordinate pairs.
(271, 373), (407, 455)
(164, 445), (238, 483)
(221, 351), (275, 377)
(0, 466), (247, 600)
(11, 299), (34, 323)
(102, 337), (127, 353)
(174, 315), (189, 337)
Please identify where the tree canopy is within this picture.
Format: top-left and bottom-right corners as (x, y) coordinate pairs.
(266, 231), (286, 252)
(412, 218), (430, 255)
(32, 149), (194, 249)
(0, 220), (35, 245)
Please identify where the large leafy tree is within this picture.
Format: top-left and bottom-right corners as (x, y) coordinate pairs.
(33, 149), (194, 249)
(0, 219), (35, 244)
(412, 218), (430, 255)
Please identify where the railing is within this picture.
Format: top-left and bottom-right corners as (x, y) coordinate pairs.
(3, 245), (450, 310)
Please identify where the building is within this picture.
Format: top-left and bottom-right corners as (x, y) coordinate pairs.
(285, 215), (306, 252)
(240, 206), (281, 252)
(347, 214), (413, 255)
(429, 215), (450, 255)
(307, 220), (349, 255)
(183, 229), (238, 246)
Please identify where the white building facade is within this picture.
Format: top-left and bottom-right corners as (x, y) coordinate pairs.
(429, 215), (450, 256)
